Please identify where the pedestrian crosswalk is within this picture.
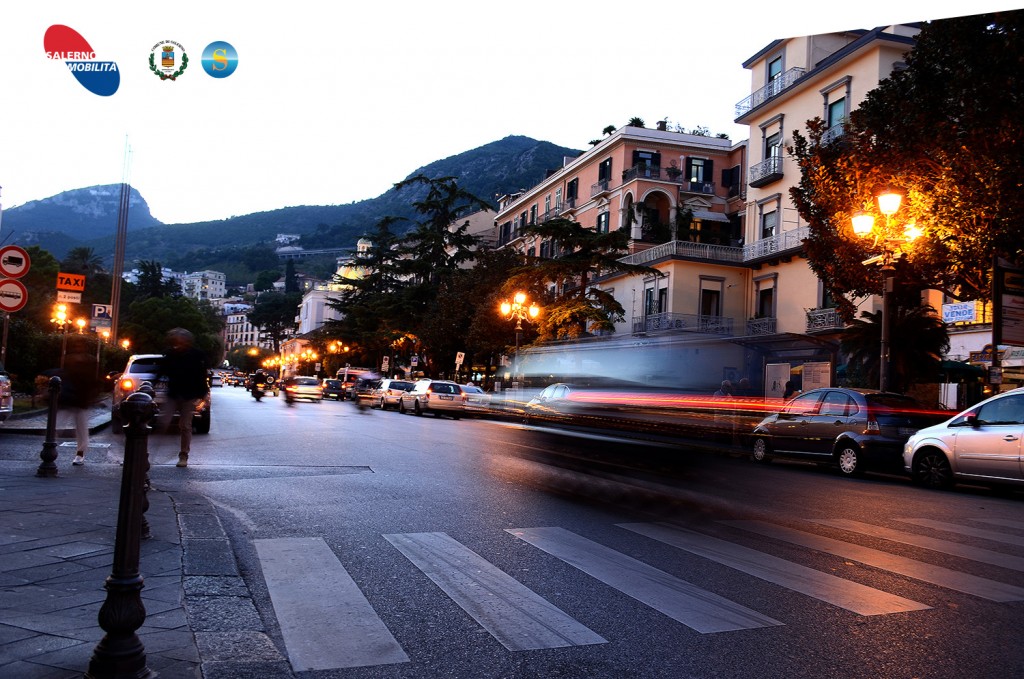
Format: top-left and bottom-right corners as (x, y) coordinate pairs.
(255, 516), (1024, 671)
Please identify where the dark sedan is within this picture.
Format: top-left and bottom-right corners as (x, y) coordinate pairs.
(751, 388), (950, 476)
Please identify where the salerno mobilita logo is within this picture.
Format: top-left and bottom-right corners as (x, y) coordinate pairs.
(43, 25), (119, 96)
(149, 40), (188, 81)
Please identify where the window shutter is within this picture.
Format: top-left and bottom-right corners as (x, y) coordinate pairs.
(704, 159), (714, 179)
(652, 152), (662, 168)
(631, 150), (641, 165)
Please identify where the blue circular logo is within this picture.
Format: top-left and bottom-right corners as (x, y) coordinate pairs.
(201, 41), (237, 78)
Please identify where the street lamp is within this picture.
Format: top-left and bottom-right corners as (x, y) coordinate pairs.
(50, 304), (71, 368)
(851, 189), (921, 392)
(499, 292), (540, 382)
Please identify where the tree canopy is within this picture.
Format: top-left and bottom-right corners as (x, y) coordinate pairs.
(790, 11), (1024, 320)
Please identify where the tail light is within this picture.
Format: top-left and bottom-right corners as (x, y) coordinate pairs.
(864, 408), (881, 434)
(119, 377), (135, 393)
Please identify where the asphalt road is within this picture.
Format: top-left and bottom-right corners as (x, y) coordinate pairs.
(95, 385), (1024, 679)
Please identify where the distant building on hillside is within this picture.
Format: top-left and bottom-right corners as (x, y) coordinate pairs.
(181, 270), (226, 301)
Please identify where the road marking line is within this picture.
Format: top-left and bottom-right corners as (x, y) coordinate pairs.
(254, 537), (408, 671)
(620, 523), (929, 616)
(898, 518), (1024, 548)
(725, 520), (1024, 602)
(812, 519), (1024, 573)
(507, 526), (781, 633)
(971, 517), (1024, 532)
(384, 532), (606, 650)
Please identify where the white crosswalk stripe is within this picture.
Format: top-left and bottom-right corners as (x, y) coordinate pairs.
(898, 517), (1024, 548)
(507, 526), (782, 633)
(620, 522), (929, 615)
(253, 516), (1023, 671)
(811, 518), (1024, 572)
(723, 520), (1024, 602)
(384, 531), (606, 650)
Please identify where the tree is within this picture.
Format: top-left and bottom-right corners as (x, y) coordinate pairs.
(61, 247), (104, 276)
(790, 11), (1024, 319)
(840, 306), (949, 394)
(283, 259), (300, 293)
(247, 291), (300, 353)
(119, 296), (220, 357)
(132, 260), (180, 300)
(254, 270), (279, 291)
(505, 217), (658, 340)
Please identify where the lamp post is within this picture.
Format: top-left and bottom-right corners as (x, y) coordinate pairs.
(851, 189), (922, 393)
(499, 292), (540, 384)
(50, 304), (70, 368)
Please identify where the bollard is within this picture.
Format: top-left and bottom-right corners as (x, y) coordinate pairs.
(35, 376), (61, 478)
(86, 392), (156, 679)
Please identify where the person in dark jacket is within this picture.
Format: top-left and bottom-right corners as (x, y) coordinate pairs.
(61, 335), (99, 466)
(156, 328), (208, 467)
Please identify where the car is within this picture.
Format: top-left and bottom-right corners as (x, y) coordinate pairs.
(904, 387), (1024, 490)
(282, 376), (323, 403)
(336, 368), (372, 400)
(321, 378), (345, 400)
(209, 371), (223, 387)
(0, 365), (12, 422)
(460, 384), (491, 413)
(372, 378), (414, 410)
(751, 387), (948, 476)
(398, 379), (466, 418)
(111, 354), (212, 434)
(350, 377), (380, 403)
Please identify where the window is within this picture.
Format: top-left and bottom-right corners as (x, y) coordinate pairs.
(598, 158), (613, 182)
(520, 211), (528, 230)
(765, 131), (782, 160)
(686, 157), (714, 184)
(757, 287), (774, 319)
(761, 209), (777, 239)
(529, 205), (537, 225)
(827, 97), (846, 129)
(631, 150), (660, 175)
(975, 394), (1024, 425)
(820, 392), (855, 417)
(700, 289), (721, 317)
(566, 179), (578, 201)
(596, 211), (610, 234)
(767, 56), (783, 93)
(544, 195), (551, 214)
(555, 188), (562, 209)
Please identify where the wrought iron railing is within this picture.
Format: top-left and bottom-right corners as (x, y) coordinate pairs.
(734, 67), (807, 118)
(559, 197), (576, 213)
(590, 179), (611, 197)
(821, 123), (845, 145)
(745, 317), (777, 335)
(742, 226), (809, 260)
(681, 181), (716, 194)
(619, 240), (745, 266)
(622, 165), (662, 182)
(806, 307), (844, 332)
(748, 155), (783, 185)
(632, 313), (734, 336)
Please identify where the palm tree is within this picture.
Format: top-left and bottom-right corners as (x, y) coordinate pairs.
(841, 305), (949, 393)
(61, 247), (104, 276)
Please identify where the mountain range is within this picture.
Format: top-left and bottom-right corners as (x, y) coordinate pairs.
(1, 136), (580, 279)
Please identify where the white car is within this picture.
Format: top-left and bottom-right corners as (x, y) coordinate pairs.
(903, 387), (1024, 490)
(398, 379), (466, 418)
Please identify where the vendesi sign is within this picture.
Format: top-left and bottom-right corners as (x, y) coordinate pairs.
(942, 301), (977, 324)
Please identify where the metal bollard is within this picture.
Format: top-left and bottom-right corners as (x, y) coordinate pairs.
(85, 392), (156, 679)
(35, 376), (61, 478)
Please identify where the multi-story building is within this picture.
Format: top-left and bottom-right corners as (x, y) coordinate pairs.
(181, 270), (226, 301)
(496, 23), (961, 397)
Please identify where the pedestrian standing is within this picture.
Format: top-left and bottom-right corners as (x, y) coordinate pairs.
(61, 335), (100, 466)
(156, 328), (208, 468)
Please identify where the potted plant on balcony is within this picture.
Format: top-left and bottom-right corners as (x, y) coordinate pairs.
(665, 161), (683, 181)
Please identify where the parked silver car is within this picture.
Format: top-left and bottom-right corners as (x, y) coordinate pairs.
(398, 379), (465, 418)
(111, 354), (211, 434)
(372, 378), (414, 410)
(904, 387), (1024, 490)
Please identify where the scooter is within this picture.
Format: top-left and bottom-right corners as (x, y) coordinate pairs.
(251, 375), (271, 401)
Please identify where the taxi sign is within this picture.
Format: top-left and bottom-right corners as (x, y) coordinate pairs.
(57, 272), (86, 291)
(0, 278), (28, 313)
(0, 245), (31, 278)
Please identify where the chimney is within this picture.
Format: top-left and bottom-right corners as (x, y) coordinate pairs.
(656, 120), (668, 132)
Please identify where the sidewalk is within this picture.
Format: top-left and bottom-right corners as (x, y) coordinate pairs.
(0, 413), (292, 677)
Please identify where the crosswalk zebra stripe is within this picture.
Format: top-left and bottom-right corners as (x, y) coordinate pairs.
(620, 523), (929, 616)
(383, 532), (606, 651)
(972, 517), (1024, 531)
(254, 537), (409, 671)
(507, 526), (782, 634)
(723, 520), (1024, 602)
(898, 518), (1024, 548)
(811, 519), (1024, 573)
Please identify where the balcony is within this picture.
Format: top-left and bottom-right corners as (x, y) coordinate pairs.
(559, 197), (577, 214)
(742, 226), (809, 261)
(748, 156), (784, 188)
(821, 123), (845, 146)
(622, 164), (662, 182)
(591, 179), (611, 198)
(734, 67), (806, 118)
(540, 206), (561, 223)
(619, 239), (745, 266)
(680, 181), (715, 195)
(632, 313), (734, 336)
(746, 317), (778, 336)
(806, 307), (844, 333)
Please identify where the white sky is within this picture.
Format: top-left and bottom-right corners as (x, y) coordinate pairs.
(1, 1), (1021, 226)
